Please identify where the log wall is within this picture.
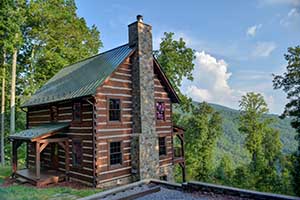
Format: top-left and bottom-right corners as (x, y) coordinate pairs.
(27, 100), (95, 185)
(95, 57), (133, 187)
(154, 65), (174, 169)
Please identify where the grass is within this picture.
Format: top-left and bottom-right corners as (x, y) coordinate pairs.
(0, 166), (102, 200)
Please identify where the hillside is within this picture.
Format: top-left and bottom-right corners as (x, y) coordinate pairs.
(177, 102), (298, 166)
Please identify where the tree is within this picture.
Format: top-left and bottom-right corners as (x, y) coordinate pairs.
(0, 0), (22, 163)
(215, 154), (234, 185)
(155, 32), (196, 111)
(9, 0), (26, 135)
(19, 0), (102, 97)
(273, 45), (300, 195)
(184, 102), (222, 181)
(239, 92), (269, 170)
(238, 92), (285, 193)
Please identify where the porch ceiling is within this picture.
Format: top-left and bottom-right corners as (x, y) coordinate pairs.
(9, 123), (69, 141)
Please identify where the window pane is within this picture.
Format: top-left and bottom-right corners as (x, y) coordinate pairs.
(73, 102), (81, 122)
(50, 106), (58, 122)
(159, 137), (166, 156)
(156, 102), (165, 120)
(110, 142), (122, 165)
(72, 140), (82, 167)
(109, 99), (121, 121)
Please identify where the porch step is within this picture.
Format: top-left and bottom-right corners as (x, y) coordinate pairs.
(16, 177), (28, 184)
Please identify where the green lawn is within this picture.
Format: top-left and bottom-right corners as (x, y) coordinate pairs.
(0, 166), (101, 200)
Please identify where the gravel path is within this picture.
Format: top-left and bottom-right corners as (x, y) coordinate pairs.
(136, 187), (209, 200)
(136, 187), (253, 200)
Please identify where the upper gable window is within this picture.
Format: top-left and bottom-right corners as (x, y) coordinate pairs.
(50, 106), (58, 122)
(109, 99), (121, 121)
(156, 102), (166, 120)
(73, 102), (81, 122)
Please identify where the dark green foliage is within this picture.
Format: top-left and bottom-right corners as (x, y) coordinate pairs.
(273, 46), (300, 195)
(19, 0), (102, 97)
(238, 92), (272, 170)
(175, 100), (296, 195)
(177, 102), (223, 182)
(214, 154), (234, 185)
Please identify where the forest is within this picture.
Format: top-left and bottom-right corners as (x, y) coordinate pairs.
(0, 0), (300, 197)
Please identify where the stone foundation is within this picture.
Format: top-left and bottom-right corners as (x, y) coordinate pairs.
(159, 165), (174, 182)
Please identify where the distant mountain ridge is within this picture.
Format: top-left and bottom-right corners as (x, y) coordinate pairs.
(181, 102), (298, 165)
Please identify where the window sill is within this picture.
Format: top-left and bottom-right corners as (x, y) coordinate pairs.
(159, 155), (168, 160)
(109, 163), (123, 170)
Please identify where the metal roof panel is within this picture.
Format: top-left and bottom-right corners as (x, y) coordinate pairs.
(23, 44), (134, 107)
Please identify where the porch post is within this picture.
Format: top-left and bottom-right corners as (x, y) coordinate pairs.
(182, 164), (186, 182)
(35, 142), (40, 179)
(12, 140), (18, 175)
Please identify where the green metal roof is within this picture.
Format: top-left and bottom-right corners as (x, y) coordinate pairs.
(22, 44), (134, 107)
(9, 123), (69, 141)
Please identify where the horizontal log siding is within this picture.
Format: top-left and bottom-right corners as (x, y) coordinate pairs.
(154, 74), (174, 167)
(95, 58), (133, 185)
(27, 100), (94, 185)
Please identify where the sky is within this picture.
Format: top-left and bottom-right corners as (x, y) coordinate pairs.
(75, 0), (300, 114)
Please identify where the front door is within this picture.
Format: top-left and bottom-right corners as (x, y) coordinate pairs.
(51, 143), (59, 170)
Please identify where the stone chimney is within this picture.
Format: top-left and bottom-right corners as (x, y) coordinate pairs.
(129, 15), (159, 181)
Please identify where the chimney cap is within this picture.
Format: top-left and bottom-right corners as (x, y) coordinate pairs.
(137, 15), (143, 22)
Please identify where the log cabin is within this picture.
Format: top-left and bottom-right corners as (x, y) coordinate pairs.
(9, 15), (185, 188)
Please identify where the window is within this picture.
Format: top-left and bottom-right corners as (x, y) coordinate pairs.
(73, 102), (81, 122)
(156, 102), (165, 120)
(109, 99), (121, 121)
(159, 137), (167, 156)
(160, 175), (168, 181)
(110, 141), (122, 166)
(50, 106), (58, 122)
(72, 139), (83, 167)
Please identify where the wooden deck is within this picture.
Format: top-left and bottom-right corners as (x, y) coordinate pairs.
(15, 168), (66, 186)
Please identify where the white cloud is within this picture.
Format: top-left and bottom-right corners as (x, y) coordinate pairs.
(280, 8), (300, 27)
(186, 85), (212, 101)
(252, 42), (276, 57)
(246, 24), (262, 37)
(182, 51), (242, 108)
(180, 50), (283, 113)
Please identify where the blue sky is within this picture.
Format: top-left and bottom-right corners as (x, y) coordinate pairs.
(75, 0), (300, 114)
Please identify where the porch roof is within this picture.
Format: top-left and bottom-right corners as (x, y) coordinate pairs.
(9, 123), (69, 141)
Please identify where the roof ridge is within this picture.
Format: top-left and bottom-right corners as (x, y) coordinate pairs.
(61, 43), (129, 71)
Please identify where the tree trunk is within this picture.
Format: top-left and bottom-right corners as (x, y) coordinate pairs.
(10, 49), (17, 135)
(1, 51), (6, 166)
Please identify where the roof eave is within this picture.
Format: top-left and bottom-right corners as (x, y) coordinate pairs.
(153, 57), (181, 104)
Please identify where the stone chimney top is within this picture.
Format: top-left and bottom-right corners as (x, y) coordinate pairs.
(137, 15), (143, 22)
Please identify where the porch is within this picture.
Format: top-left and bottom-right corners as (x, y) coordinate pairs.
(15, 168), (66, 187)
(9, 123), (70, 186)
(173, 125), (186, 182)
